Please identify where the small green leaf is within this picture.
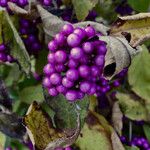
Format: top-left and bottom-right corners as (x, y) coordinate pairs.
(116, 92), (148, 121)
(72, 0), (98, 21)
(19, 84), (44, 104)
(0, 132), (6, 148)
(1, 10), (31, 75)
(143, 124), (150, 143)
(128, 0), (150, 12)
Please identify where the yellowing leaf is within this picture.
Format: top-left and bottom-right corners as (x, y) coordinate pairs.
(116, 93), (148, 121)
(110, 13), (150, 47)
(72, 0), (98, 21)
(24, 102), (81, 150)
(128, 46), (150, 104)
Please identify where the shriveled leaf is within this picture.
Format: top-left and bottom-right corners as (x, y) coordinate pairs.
(8, 2), (28, 15)
(143, 124), (150, 143)
(116, 92), (148, 121)
(99, 36), (137, 79)
(0, 108), (26, 139)
(112, 102), (123, 136)
(128, 46), (150, 103)
(19, 84), (44, 104)
(45, 93), (89, 130)
(37, 5), (65, 38)
(111, 131), (125, 150)
(74, 21), (109, 35)
(1, 10), (31, 74)
(72, 0), (98, 21)
(128, 0), (150, 12)
(110, 13), (150, 47)
(23, 102), (81, 150)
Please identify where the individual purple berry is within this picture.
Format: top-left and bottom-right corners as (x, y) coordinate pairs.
(85, 26), (96, 37)
(70, 47), (83, 60)
(20, 19), (30, 28)
(80, 81), (91, 93)
(62, 77), (74, 88)
(95, 55), (105, 66)
(77, 91), (85, 99)
(55, 33), (66, 46)
(65, 90), (77, 101)
(0, 44), (6, 52)
(43, 0), (52, 6)
(87, 84), (96, 95)
(50, 73), (62, 85)
(113, 80), (120, 87)
(47, 53), (55, 63)
(65, 147), (72, 150)
(43, 64), (55, 75)
(82, 42), (94, 53)
(55, 50), (67, 63)
(48, 87), (58, 96)
(18, 0), (28, 7)
(7, 55), (14, 62)
(61, 24), (74, 35)
(78, 65), (90, 78)
(28, 35), (36, 43)
(66, 69), (79, 81)
(0, 0), (7, 7)
(68, 59), (78, 68)
(67, 33), (81, 47)
(73, 28), (86, 39)
(0, 53), (7, 62)
(48, 40), (58, 52)
(97, 44), (107, 55)
(5, 147), (12, 150)
(55, 64), (66, 72)
(56, 85), (67, 94)
(43, 77), (52, 88)
(91, 65), (99, 77)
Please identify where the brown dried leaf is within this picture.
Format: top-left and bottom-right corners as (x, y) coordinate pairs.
(110, 13), (150, 47)
(23, 101), (81, 150)
(111, 131), (125, 150)
(99, 36), (137, 79)
(112, 102), (123, 136)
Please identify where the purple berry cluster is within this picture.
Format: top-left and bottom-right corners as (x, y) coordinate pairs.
(0, 43), (14, 63)
(43, 24), (107, 101)
(121, 136), (150, 150)
(0, 0), (28, 8)
(19, 19), (42, 55)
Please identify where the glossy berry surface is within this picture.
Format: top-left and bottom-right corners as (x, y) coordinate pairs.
(43, 24), (108, 101)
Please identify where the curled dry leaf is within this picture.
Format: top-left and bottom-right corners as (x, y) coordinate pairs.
(23, 101), (81, 150)
(110, 13), (150, 47)
(0, 106), (26, 140)
(111, 131), (125, 150)
(112, 102), (123, 136)
(99, 36), (137, 79)
(8, 2), (28, 15)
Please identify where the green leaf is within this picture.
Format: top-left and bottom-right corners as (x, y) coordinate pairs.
(128, 0), (150, 12)
(110, 13), (150, 47)
(128, 46), (150, 103)
(143, 124), (150, 143)
(0, 132), (6, 148)
(116, 92), (148, 121)
(35, 49), (48, 74)
(72, 0), (98, 21)
(45, 93), (89, 129)
(19, 84), (44, 104)
(0, 11), (3, 44)
(1, 10), (31, 75)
